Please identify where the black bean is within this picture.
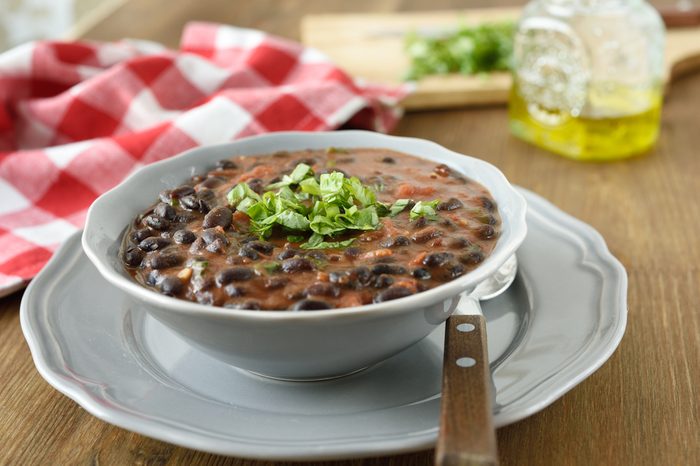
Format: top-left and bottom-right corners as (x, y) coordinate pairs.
(290, 299), (331, 311)
(130, 228), (154, 243)
(171, 185), (195, 199)
(173, 229), (196, 244)
(304, 282), (339, 297)
(480, 196), (496, 212)
(238, 245), (260, 261)
(123, 247), (144, 267)
(447, 263), (466, 278)
(216, 267), (254, 285)
(216, 159), (238, 169)
(224, 284), (246, 297)
(412, 217), (428, 229)
(202, 228), (228, 245)
(351, 266), (372, 286)
(434, 163), (451, 177)
(371, 264), (406, 275)
(373, 274), (394, 288)
(246, 241), (274, 254)
(144, 215), (170, 231)
(159, 185), (192, 203)
(379, 235), (410, 248)
(411, 227), (442, 243)
(441, 218), (456, 229)
(281, 257), (314, 273)
(225, 300), (261, 310)
(197, 198), (213, 214)
(247, 178), (265, 194)
(180, 195), (199, 210)
(174, 213), (196, 224)
(206, 238), (228, 254)
(138, 236), (171, 251)
(423, 252), (454, 267)
(150, 253), (184, 269)
(277, 248), (301, 260)
(373, 286), (414, 303)
(202, 206), (233, 229)
(159, 276), (183, 296)
(305, 250), (327, 261)
(477, 214), (498, 225)
(145, 270), (160, 286)
(437, 198), (464, 211)
(477, 225), (496, 240)
(460, 251), (485, 265)
(264, 277), (288, 289)
(412, 268), (431, 279)
(448, 237), (472, 249)
(189, 237), (206, 253)
(153, 202), (176, 220)
(381, 156), (395, 164)
(200, 176), (226, 189)
(344, 247), (362, 258)
(181, 189), (215, 213)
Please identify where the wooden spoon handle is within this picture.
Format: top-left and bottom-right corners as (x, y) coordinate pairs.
(435, 314), (498, 466)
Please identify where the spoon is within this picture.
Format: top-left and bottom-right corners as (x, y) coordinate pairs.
(435, 255), (518, 466)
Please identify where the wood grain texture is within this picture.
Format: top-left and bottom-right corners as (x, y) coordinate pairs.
(301, 8), (700, 109)
(436, 315), (498, 466)
(1, 1), (699, 465)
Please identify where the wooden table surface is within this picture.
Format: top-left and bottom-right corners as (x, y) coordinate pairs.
(2, 1), (699, 465)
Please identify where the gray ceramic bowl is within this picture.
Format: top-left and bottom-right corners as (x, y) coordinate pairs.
(82, 131), (527, 380)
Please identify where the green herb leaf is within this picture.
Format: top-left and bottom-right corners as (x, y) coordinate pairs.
(266, 163), (313, 189)
(231, 163), (441, 249)
(410, 200), (441, 221)
(300, 236), (356, 250)
(404, 21), (515, 81)
(227, 183), (261, 206)
(389, 199), (411, 216)
(275, 210), (311, 231)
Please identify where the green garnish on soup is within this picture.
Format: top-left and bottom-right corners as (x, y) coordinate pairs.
(227, 163), (437, 249)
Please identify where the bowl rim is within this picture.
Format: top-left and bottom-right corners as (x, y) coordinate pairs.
(82, 130), (528, 321)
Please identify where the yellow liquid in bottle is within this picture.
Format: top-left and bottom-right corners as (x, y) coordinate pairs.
(508, 83), (662, 161)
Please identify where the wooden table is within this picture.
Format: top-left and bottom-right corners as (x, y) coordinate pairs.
(2, 1), (698, 465)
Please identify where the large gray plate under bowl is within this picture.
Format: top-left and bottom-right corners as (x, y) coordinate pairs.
(20, 188), (627, 461)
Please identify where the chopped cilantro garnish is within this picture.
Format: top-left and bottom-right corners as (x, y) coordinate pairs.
(227, 164), (440, 249)
(404, 21), (515, 81)
(410, 200), (440, 221)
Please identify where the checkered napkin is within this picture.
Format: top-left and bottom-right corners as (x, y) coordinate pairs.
(0, 22), (409, 296)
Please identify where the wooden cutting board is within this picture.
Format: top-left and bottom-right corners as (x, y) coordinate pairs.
(301, 8), (700, 110)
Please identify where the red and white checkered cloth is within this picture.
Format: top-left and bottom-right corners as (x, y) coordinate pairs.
(0, 22), (409, 296)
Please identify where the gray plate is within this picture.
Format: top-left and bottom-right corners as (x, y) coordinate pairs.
(20, 188), (627, 461)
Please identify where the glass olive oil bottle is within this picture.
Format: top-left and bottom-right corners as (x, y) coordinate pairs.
(509, 0), (665, 161)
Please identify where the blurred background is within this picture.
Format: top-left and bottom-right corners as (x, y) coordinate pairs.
(0, 0), (124, 51)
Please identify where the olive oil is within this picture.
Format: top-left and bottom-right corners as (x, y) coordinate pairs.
(508, 84), (662, 161)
